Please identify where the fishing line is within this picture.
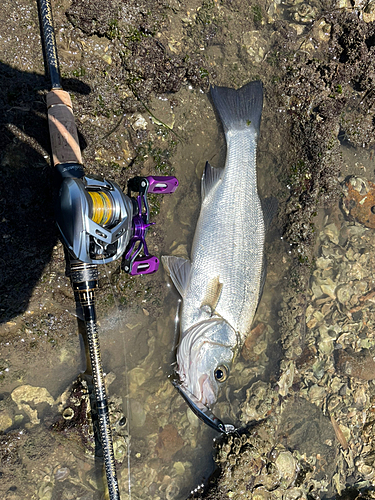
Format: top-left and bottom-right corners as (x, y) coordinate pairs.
(101, 259), (133, 500)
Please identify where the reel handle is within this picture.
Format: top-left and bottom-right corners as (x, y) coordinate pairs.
(47, 89), (83, 167)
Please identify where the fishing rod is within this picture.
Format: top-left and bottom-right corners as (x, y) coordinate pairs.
(37, 1), (178, 498)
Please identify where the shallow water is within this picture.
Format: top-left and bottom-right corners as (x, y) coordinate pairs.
(2, 0), (375, 498)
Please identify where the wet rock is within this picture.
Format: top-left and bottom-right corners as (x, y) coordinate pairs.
(128, 367), (147, 389)
(277, 9), (375, 281)
(173, 461), (185, 475)
(0, 429), (27, 474)
(148, 96), (175, 129)
(313, 19), (332, 42)
(324, 223), (340, 245)
(240, 381), (278, 423)
(242, 31), (269, 63)
(295, 345), (317, 370)
(0, 409), (13, 432)
(155, 424), (184, 461)
(129, 399), (146, 427)
(193, 418), (319, 500)
(51, 377), (94, 452)
(336, 284), (353, 305)
(186, 407), (200, 428)
(51, 376), (129, 465)
(66, 0), (121, 37)
(113, 439), (128, 462)
(342, 176), (375, 229)
(308, 384), (326, 405)
(275, 450), (298, 488)
(319, 277), (337, 300)
(37, 479), (54, 500)
(287, 2), (316, 24)
(277, 360), (295, 397)
(278, 399), (336, 482)
(125, 38), (187, 97)
(165, 479), (180, 500)
(241, 322), (267, 361)
(363, 0), (375, 22)
(11, 385), (55, 426)
(334, 347), (375, 380)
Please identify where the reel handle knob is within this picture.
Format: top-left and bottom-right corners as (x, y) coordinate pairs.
(129, 256), (159, 276)
(146, 176), (179, 194)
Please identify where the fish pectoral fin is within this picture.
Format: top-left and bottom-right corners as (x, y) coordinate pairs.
(161, 256), (191, 297)
(200, 277), (223, 315)
(201, 161), (223, 200)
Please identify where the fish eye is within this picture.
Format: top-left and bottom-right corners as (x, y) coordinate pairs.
(214, 365), (229, 382)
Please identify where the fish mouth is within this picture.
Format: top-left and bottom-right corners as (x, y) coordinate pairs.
(174, 370), (216, 407)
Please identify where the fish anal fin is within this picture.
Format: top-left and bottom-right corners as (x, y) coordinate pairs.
(202, 161), (223, 200)
(161, 256), (191, 297)
(200, 276), (223, 315)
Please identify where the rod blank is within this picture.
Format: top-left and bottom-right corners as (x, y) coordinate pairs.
(38, 0), (61, 88)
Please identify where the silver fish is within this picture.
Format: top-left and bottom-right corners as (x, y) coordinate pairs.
(163, 81), (271, 426)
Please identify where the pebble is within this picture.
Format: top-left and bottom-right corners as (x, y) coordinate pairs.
(342, 176), (375, 229)
(0, 410), (13, 432)
(334, 347), (375, 380)
(55, 467), (70, 481)
(155, 424), (184, 461)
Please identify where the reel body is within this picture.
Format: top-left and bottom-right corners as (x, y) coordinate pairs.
(57, 174), (133, 264)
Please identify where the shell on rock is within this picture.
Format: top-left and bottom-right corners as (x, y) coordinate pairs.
(275, 450), (298, 488)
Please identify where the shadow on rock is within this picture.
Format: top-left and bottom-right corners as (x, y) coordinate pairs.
(0, 61), (90, 323)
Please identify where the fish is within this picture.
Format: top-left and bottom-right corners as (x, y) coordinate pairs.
(163, 80), (274, 430)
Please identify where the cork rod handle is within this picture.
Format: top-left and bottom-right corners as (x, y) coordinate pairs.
(47, 89), (83, 166)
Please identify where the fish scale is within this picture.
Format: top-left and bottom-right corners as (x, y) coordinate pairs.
(186, 129), (264, 338)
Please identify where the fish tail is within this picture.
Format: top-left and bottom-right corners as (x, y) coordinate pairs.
(210, 80), (263, 135)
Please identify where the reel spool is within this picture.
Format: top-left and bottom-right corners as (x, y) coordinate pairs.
(57, 175), (133, 264)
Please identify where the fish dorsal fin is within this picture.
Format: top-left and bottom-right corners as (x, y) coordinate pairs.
(200, 276), (223, 315)
(261, 196), (278, 230)
(161, 256), (191, 297)
(201, 161), (223, 200)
